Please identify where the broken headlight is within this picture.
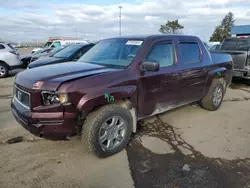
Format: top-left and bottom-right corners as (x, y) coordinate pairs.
(41, 91), (68, 105)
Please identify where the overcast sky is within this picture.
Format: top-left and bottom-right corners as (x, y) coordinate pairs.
(0, 0), (249, 42)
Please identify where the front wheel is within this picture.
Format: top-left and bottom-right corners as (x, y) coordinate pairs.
(81, 104), (133, 158)
(200, 79), (225, 111)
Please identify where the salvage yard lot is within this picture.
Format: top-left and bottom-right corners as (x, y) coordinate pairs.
(1, 75), (250, 188)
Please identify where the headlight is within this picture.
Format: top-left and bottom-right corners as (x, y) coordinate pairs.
(13, 74), (17, 82)
(41, 91), (68, 105)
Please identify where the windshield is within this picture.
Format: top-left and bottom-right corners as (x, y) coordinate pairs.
(44, 42), (52, 48)
(33, 49), (43, 55)
(210, 44), (221, 50)
(78, 39), (144, 68)
(221, 38), (250, 51)
(53, 45), (82, 58)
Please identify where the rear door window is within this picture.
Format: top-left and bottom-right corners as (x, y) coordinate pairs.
(179, 42), (200, 64)
(221, 38), (250, 51)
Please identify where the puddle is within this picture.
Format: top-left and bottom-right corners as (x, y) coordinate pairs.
(127, 117), (250, 188)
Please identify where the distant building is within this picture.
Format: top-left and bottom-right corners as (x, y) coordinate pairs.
(231, 25), (250, 36)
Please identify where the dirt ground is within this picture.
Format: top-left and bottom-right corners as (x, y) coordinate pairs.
(0, 73), (250, 188)
(17, 47), (33, 55)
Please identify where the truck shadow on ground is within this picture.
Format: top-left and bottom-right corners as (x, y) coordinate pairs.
(230, 78), (250, 90)
(127, 116), (250, 188)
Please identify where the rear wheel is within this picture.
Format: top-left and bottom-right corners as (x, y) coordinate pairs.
(0, 63), (8, 78)
(201, 79), (225, 111)
(81, 104), (133, 158)
(243, 78), (250, 86)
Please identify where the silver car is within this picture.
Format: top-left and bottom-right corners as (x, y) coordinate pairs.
(0, 43), (23, 78)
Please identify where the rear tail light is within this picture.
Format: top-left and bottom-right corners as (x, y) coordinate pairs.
(247, 56), (250, 67)
(9, 51), (18, 55)
(237, 36), (249, 38)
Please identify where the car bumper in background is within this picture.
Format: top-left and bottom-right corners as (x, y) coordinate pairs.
(233, 68), (250, 78)
(9, 64), (25, 70)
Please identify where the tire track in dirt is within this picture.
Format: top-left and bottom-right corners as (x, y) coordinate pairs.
(0, 94), (12, 99)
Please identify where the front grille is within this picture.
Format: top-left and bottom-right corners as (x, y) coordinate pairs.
(13, 85), (30, 109)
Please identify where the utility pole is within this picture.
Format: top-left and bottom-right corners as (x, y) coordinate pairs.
(118, 6), (122, 36)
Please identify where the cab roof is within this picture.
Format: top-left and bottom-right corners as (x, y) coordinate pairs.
(108, 34), (199, 41)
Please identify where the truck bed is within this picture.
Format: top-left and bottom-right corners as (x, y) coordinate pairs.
(215, 50), (248, 69)
(210, 52), (233, 65)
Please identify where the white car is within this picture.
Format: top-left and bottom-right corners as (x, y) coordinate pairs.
(0, 43), (23, 78)
(31, 40), (90, 54)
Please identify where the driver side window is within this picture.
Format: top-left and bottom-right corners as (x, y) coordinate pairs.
(146, 42), (174, 67)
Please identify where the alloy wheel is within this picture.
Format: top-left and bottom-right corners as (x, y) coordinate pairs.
(212, 86), (223, 106)
(0, 65), (6, 76)
(98, 115), (127, 151)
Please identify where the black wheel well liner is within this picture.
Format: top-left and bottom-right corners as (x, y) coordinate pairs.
(0, 60), (9, 69)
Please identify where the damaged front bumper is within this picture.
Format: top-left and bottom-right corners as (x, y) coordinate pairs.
(11, 97), (77, 140)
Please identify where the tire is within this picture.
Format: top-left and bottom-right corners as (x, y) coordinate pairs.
(200, 79), (225, 111)
(21, 59), (29, 68)
(81, 104), (133, 158)
(243, 78), (250, 86)
(0, 63), (8, 78)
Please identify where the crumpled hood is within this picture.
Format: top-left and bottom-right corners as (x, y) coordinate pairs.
(15, 62), (118, 90)
(28, 57), (64, 69)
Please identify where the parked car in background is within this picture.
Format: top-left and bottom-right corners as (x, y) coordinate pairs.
(21, 45), (71, 68)
(216, 36), (250, 81)
(20, 54), (32, 68)
(203, 41), (210, 50)
(41, 45), (70, 58)
(32, 44), (52, 54)
(20, 49), (49, 68)
(31, 39), (90, 54)
(209, 44), (221, 51)
(12, 35), (233, 157)
(0, 42), (23, 78)
(28, 43), (95, 69)
(30, 45), (70, 62)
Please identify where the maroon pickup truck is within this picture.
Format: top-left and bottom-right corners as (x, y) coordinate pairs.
(11, 35), (233, 157)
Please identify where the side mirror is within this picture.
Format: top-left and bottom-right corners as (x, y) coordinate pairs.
(140, 61), (160, 72)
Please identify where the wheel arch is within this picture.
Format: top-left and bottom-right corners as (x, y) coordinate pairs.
(76, 86), (138, 133)
(0, 60), (9, 69)
(203, 67), (228, 97)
